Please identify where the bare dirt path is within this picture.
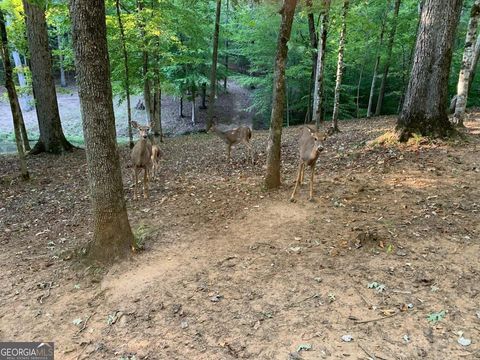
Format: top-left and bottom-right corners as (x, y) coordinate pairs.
(1, 116), (479, 359)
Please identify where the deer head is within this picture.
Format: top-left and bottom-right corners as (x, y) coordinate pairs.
(132, 121), (150, 140)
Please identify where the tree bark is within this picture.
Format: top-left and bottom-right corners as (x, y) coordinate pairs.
(375, 0), (401, 116)
(312, 0), (331, 128)
(22, 0), (72, 154)
(453, 0), (480, 126)
(367, 1), (390, 118)
(1, 10), (29, 180)
(115, 0), (134, 148)
(306, 0), (317, 124)
(200, 83), (207, 109)
(207, 0), (221, 129)
(265, 0), (297, 189)
(397, 0), (463, 141)
(331, 0), (349, 133)
(70, 0), (134, 264)
(356, 53), (366, 119)
(137, 0), (153, 127)
(152, 78), (163, 142)
(57, 31), (67, 87)
(224, 0), (229, 90)
(179, 96), (184, 117)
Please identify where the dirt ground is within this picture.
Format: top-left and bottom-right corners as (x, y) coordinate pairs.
(0, 115), (479, 360)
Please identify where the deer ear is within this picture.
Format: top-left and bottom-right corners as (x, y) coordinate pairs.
(132, 121), (139, 129)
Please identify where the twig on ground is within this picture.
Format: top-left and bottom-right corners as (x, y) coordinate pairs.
(459, 348), (480, 357)
(37, 282), (53, 304)
(353, 311), (399, 324)
(74, 312), (96, 336)
(358, 342), (376, 359)
(288, 293), (320, 308)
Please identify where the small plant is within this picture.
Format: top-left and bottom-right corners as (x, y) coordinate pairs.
(427, 310), (446, 324)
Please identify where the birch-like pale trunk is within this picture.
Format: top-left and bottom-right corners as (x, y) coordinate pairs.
(312, 0), (331, 128)
(331, 0), (349, 133)
(453, 0), (480, 126)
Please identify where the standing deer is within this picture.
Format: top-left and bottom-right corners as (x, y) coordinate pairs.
(290, 126), (327, 202)
(131, 121), (152, 199)
(210, 123), (253, 164)
(150, 143), (161, 180)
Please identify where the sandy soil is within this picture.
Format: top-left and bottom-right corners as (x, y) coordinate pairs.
(0, 116), (479, 360)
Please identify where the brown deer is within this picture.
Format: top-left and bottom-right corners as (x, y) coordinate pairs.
(290, 126), (328, 202)
(210, 123), (253, 164)
(131, 121), (152, 199)
(150, 144), (161, 180)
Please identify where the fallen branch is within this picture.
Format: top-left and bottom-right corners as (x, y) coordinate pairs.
(353, 311), (399, 324)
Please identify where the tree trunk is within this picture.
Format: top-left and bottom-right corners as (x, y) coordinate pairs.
(367, 1), (390, 118)
(200, 83), (207, 109)
(265, 0), (297, 189)
(137, 0), (153, 126)
(207, 0), (221, 129)
(23, 0), (72, 154)
(356, 54), (366, 119)
(70, 0), (134, 264)
(12, 50), (33, 115)
(152, 78), (163, 142)
(306, 0), (317, 124)
(179, 96), (184, 117)
(375, 0), (401, 116)
(0, 10), (29, 180)
(312, 0), (331, 128)
(331, 0), (349, 133)
(191, 87), (196, 125)
(398, 0), (423, 113)
(397, 0), (463, 141)
(453, 0), (480, 126)
(224, 0), (229, 90)
(57, 31), (67, 87)
(115, 0), (134, 149)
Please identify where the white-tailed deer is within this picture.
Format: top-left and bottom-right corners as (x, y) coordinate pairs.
(290, 126), (327, 202)
(210, 123), (253, 164)
(150, 144), (161, 180)
(131, 121), (152, 199)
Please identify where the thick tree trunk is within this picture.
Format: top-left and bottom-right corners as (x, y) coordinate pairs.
(57, 32), (67, 87)
(137, 0), (153, 127)
(200, 83), (207, 109)
(207, 0), (221, 129)
(312, 0), (331, 128)
(375, 0), (401, 116)
(179, 96), (184, 117)
(453, 0), (480, 126)
(1, 10), (29, 180)
(115, 0), (134, 149)
(331, 0), (349, 133)
(265, 0), (297, 189)
(367, 1), (390, 118)
(70, 0), (134, 264)
(22, 0), (72, 154)
(397, 0), (463, 141)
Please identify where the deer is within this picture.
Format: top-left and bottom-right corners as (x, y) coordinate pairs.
(131, 121), (152, 200)
(290, 126), (328, 202)
(150, 143), (161, 180)
(210, 122), (254, 164)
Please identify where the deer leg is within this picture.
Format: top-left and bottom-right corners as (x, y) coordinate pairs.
(309, 163), (316, 201)
(143, 168), (149, 199)
(290, 162), (304, 202)
(299, 162), (305, 184)
(227, 144), (232, 162)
